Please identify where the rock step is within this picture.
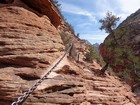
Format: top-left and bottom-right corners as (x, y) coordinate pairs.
(85, 91), (127, 103)
(92, 81), (117, 87)
(87, 90), (118, 96)
(86, 94), (126, 103)
(86, 91), (124, 98)
(93, 86), (122, 92)
(91, 77), (112, 82)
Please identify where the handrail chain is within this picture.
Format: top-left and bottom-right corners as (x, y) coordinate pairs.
(11, 43), (73, 105)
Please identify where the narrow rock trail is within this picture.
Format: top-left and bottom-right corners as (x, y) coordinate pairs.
(71, 60), (138, 105)
(40, 54), (70, 78)
(0, 0), (139, 105)
(31, 56), (139, 105)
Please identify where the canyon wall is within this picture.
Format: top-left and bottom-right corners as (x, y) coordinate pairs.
(100, 9), (140, 87)
(0, 0), (139, 104)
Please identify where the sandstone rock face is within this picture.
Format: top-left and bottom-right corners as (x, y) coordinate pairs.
(21, 0), (62, 28)
(0, 1), (64, 68)
(1, 56), (139, 105)
(100, 9), (140, 87)
(0, 0), (64, 104)
(59, 21), (90, 61)
(0, 0), (139, 105)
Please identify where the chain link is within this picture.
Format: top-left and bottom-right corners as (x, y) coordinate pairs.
(11, 43), (73, 105)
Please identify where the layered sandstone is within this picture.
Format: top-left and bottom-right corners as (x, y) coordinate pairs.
(0, 0), (140, 105)
(0, 0), (64, 68)
(21, 0), (62, 28)
(0, 0), (64, 104)
(1, 56), (139, 105)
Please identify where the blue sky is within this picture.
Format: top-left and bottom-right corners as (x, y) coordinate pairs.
(58, 0), (140, 44)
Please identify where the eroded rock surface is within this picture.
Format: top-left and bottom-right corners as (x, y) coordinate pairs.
(0, 0), (64, 104)
(100, 9), (140, 87)
(1, 56), (139, 105)
(0, 1), (64, 68)
(21, 0), (62, 28)
(0, 0), (139, 105)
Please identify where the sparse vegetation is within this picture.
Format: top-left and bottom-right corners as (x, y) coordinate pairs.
(85, 44), (104, 65)
(60, 26), (77, 59)
(108, 66), (115, 76)
(104, 31), (140, 83)
(76, 33), (80, 38)
(99, 11), (120, 34)
(85, 46), (96, 63)
(65, 21), (75, 35)
(52, 0), (61, 10)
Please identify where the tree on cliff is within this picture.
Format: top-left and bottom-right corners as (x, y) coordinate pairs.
(99, 11), (120, 35)
(52, 0), (61, 9)
(99, 12), (120, 75)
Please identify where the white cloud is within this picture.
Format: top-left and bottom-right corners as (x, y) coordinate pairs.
(118, 0), (140, 13)
(77, 22), (92, 28)
(80, 33), (108, 43)
(59, 0), (140, 43)
(94, 0), (116, 17)
(60, 2), (97, 22)
(117, 0), (140, 20)
(94, 0), (140, 20)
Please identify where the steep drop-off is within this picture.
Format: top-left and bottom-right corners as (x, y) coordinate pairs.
(100, 9), (140, 91)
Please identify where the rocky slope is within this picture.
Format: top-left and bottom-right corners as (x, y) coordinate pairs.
(0, 0), (64, 104)
(17, 58), (140, 105)
(100, 9), (140, 94)
(0, 0), (140, 105)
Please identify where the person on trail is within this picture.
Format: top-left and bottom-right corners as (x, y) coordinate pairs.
(68, 43), (73, 57)
(100, 63), (109, 75)
(76, 50), (80, 62)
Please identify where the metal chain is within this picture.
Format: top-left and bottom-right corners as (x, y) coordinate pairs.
(11, 43), (73, 105)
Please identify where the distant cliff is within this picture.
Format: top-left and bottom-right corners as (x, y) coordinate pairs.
(100, 9), (140, 87)
(93, 43), (100, 52)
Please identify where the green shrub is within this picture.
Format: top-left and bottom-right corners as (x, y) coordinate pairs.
(59, 30), (77, 59)
(85, 47), (95, 62)
(108, 66), (115, 76)
(60, 31), (72, 45)
(85, 45), (104, 65)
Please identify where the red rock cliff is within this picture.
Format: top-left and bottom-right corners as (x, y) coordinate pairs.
(100, 9), (140, 90)
(0, 0), (64, 104)
(21, 0), (62, 28)
(0, 0), (139, 105)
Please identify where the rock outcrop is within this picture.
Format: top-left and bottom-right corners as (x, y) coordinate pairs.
(0, 0), (140, 105)
(0, 0), (64, 104)
(100, 9), (140, 91)
(21, 60), (140, 105)
(1, 55), (139, 105)
(0, 0), (64, 68)
(21, 0), (62, 28)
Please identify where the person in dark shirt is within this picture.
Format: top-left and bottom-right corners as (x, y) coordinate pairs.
(100, 63), (109, 75)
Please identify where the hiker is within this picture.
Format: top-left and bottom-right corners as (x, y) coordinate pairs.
(100, 63), (109, 75)
(76, 50), (80, 62)
(68, 43), (73, 57)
